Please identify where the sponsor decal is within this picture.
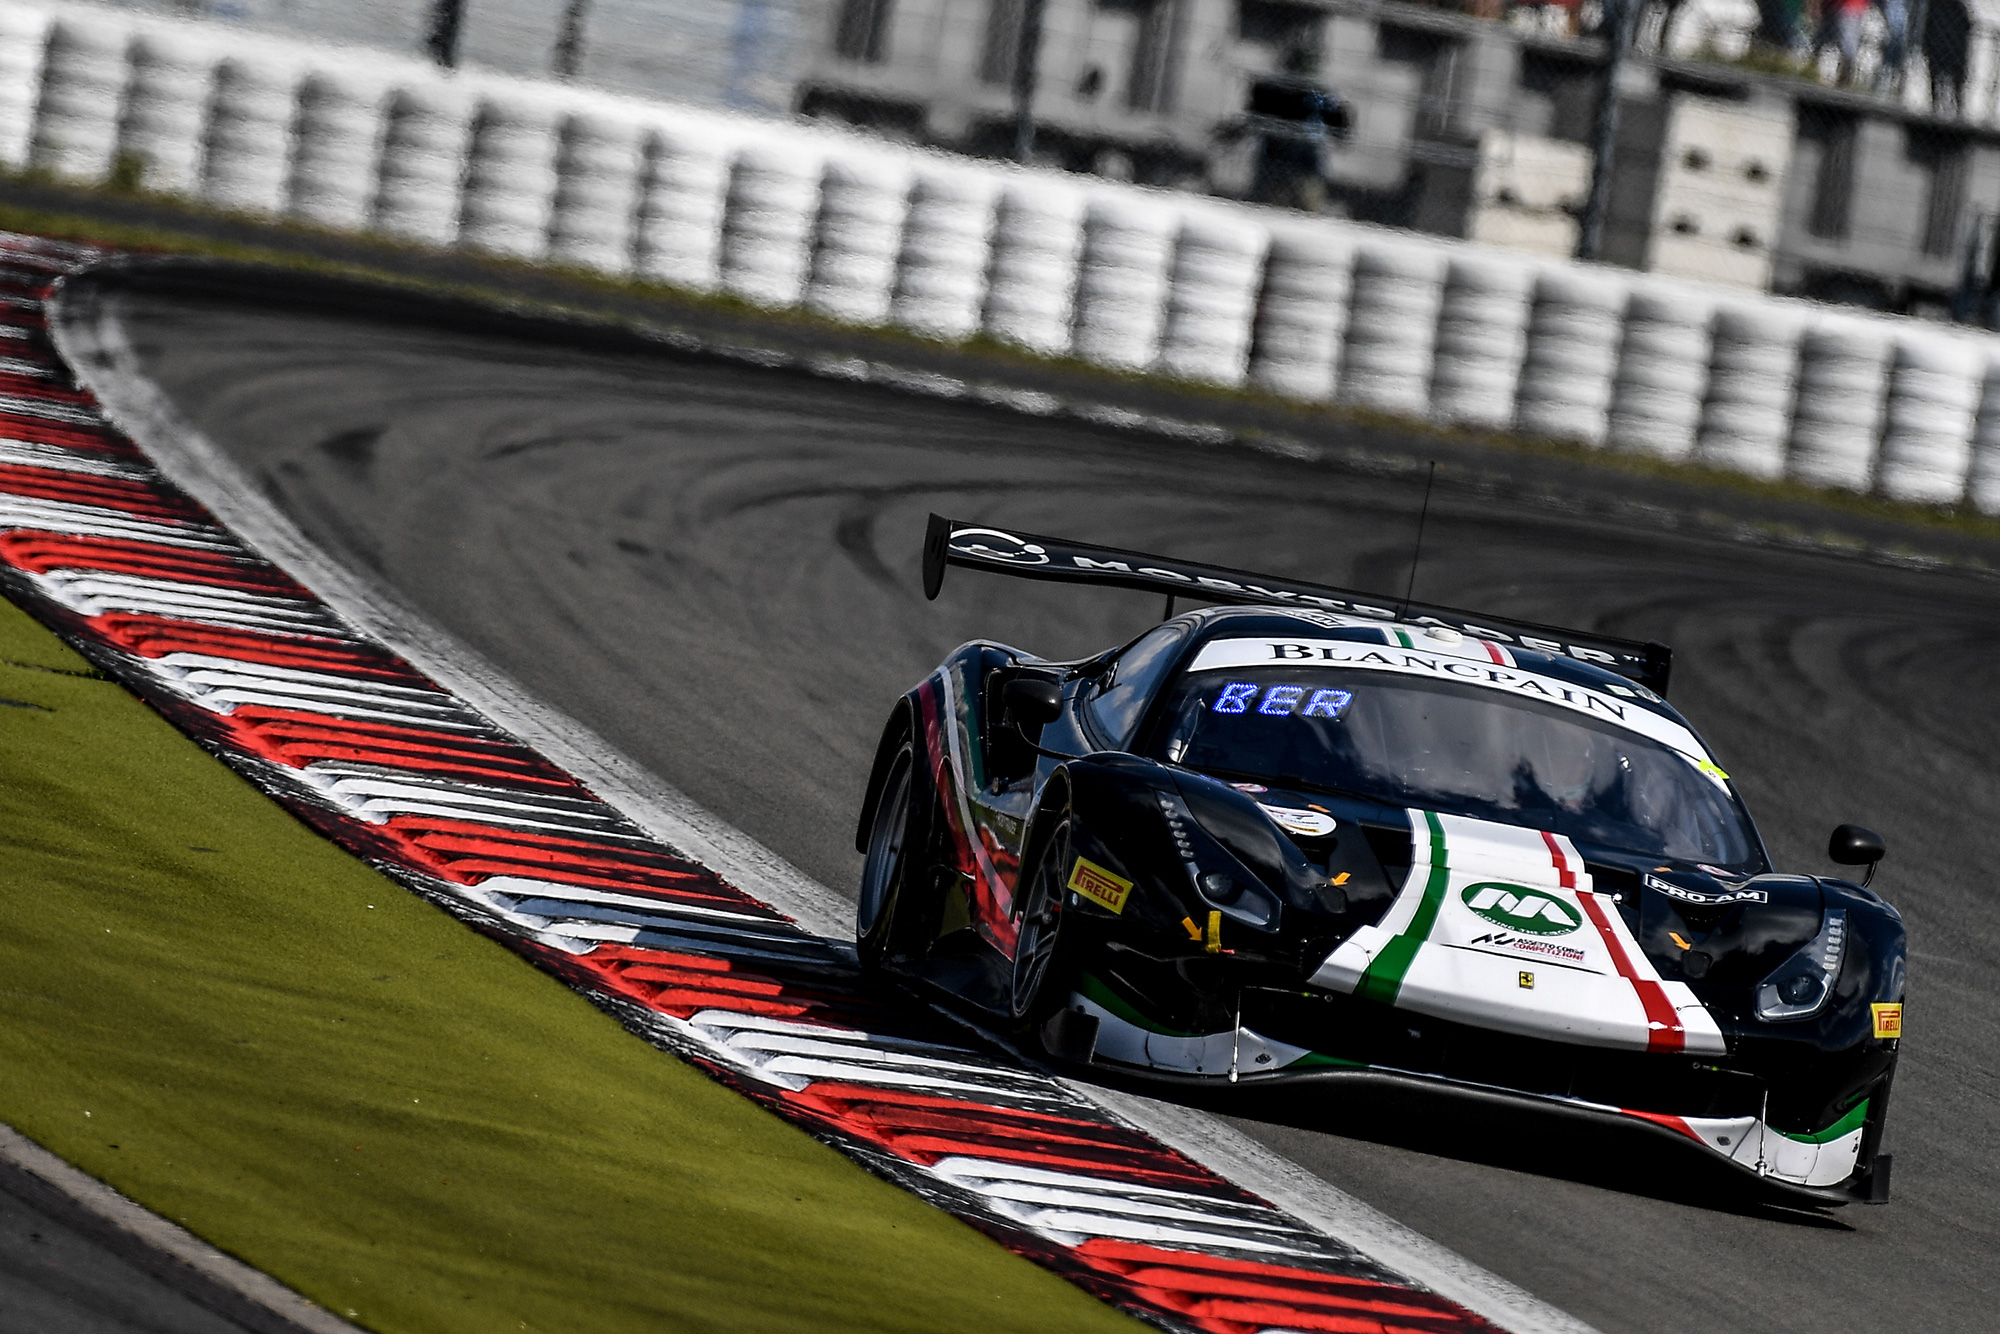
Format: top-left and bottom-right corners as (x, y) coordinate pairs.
(949, 528), (1050, 565)
(1185, 638), (1703, 758)
(1461, 882), (1584, 936)
(1644, 873), (1768, 906)
(1518, 971), (1534, 989)
(1205, 910), (1223, 954)
(1261, 805), (1338, 838)
(1872, 1002), (1903, 1039)
(1470, 930), (1588, 963)
(1068, 856), (1133, 914)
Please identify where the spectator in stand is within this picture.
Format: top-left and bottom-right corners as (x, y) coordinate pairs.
(1753, 0), (1810, 52)
(1875, 0), (1910, 88)
(1815, 0), (1870, 81)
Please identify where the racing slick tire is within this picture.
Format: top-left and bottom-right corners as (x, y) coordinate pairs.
(1009, 814), (1080, 1026)
(857, 737), (932, 974)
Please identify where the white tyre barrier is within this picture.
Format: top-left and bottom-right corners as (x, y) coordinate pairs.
(287, 63), (385, 231)
(1877, 332), (1981, 504)
(1430, 253), (1533, 429)
(719, 140), (822, 307)
(891, 165), (998, 340)
(633, 120), (735, 291)
(372, 80), (474, 246)
(1966, 353), (2000, 515)
(30, 17), (127, 183)
(0, 4), (50, 171)
(1606, 283), (1713, 459)
(547, 105), (645, 275)
(1787, 317), (1891, 490)
(1070, 194), (1179, 371)
(1515, 267), (1626, 446)
(201, 54), (301, 217)
(118, 27), (215, 196)
(458, 91), (562, 260)
(1156, 209), (1267, 386)
(1696, 305), (1805, 479)
(980, 178), (1084, 355)
(804, 149), (910, 326)
(1339, 242), (1446, 415)
(1246, 225), (1353, 401)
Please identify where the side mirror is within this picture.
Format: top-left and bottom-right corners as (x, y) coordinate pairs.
(1828, 824), (1885, 876)
(1002, 677), (1064, 729)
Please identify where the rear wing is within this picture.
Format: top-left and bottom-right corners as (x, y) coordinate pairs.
(923, 514), (1672, 695)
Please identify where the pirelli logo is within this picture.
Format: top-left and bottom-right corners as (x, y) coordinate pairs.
(1067, 856), (1133, 915)
(1872, 1002), (1903, 1040)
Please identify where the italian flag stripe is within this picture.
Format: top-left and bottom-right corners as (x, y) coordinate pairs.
(1356, 811), (1448, 1005)
(1576, 890), (1685, 1053)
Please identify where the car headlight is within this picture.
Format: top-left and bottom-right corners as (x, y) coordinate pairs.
(1755, 908), (1847, 1021)
(1156, 790), (1281, 930)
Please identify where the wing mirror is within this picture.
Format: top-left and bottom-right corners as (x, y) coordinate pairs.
(1002, 677), (1064, 729)
(1828, 824), (1885, 886)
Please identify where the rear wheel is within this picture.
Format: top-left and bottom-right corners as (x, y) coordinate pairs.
(1010, 816), (1076, 1024)
(857, 741), (921, 974)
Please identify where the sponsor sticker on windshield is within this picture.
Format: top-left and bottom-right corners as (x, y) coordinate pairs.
(1068, 856), (1133, 914)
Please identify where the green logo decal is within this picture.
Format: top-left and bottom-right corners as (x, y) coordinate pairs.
(1461, 882), (1583, 936)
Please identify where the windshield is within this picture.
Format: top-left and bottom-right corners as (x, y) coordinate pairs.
(1149, 665), (1763, 871)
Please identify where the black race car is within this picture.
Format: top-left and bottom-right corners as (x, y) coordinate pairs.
(856, 516), (1905, 1204)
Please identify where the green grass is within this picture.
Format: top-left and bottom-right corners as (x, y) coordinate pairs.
(0, 593), (1140, 1334)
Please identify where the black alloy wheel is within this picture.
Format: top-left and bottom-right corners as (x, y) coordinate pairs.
(1010, 816), (1073, 1023)
(857, 742), (915, 973)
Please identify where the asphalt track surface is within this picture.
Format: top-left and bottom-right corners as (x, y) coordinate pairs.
(87, 275), (2000, 1334)
(0, 1185), (242, 1334)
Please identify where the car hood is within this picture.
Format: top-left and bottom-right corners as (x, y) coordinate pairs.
(1310, 809), (1728, 1055)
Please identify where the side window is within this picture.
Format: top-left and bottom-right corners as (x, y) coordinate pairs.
(1082, 623), (1189, 748)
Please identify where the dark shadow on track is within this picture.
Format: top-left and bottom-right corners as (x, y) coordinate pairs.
(72, 265), (2000, 1334)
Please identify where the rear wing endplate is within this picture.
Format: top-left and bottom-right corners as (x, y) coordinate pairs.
(923, 513), (1672, 695)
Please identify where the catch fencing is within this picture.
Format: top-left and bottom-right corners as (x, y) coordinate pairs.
(5, 0), (2000, 512)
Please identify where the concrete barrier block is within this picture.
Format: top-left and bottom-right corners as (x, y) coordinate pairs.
(891, 163), (998, 340)
(719, 138), (822, 307)
(1339, 241), (1446, 415)
(1246, 223), (1354, 402)
(287, 61), (386, 231)
(1696, 304), (1804, 479)
(633, 117), (736, 291)
(1431, 252), (1534, 429)
(981, 177), (1085, 355)
(1515, 266), (1627, 445)
(372, 79), (475, 246)
(29, 16), (128, 183)
(1966, 350), (2000, 515)
(1071, 192), (1179, 371)
(805, 149), (910, 326)
(1787, 316), (1891, 491)
(118, 26), (216, 197)
(201, 53), (302, 217)
(1606, 281), (1714, 459)
(458, 88), (563, 260)
(1156, 208), (1268, 386)
(0, 4), (50, 171)
(1878, 332), (1981, 504)
(547, 102), (646, 275)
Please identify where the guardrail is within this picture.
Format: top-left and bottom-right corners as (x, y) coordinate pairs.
(5, 0), (1999, 513)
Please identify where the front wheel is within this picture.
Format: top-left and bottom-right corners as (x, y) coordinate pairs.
(1010, 816), (1077, 1024)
